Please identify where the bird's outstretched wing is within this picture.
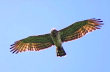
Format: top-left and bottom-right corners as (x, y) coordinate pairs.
(59, 18), (103, 42)
(10, 34), (54, 54)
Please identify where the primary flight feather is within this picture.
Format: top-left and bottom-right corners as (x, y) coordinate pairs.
(10, 18), (103, 57)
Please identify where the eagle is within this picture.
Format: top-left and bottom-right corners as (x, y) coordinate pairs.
(10, 18), (103, 57)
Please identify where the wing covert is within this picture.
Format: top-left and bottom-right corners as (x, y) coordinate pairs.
(10, 34), (54, 54)
(59, 18), (103, 42)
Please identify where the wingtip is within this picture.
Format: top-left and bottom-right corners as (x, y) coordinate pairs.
(10, 44), (15, 46)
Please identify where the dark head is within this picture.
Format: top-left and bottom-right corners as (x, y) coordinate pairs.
(50, 28), (58, 37)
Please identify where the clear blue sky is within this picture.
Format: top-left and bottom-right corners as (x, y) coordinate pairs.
(0, 0), (109, 72)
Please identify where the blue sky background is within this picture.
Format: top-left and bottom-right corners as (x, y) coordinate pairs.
(0, 0), (109, 72)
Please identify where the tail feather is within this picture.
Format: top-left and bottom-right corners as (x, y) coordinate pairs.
(56, 47), (66, 57)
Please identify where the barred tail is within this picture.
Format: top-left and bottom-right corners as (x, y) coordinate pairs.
(56, 46), (66, 57)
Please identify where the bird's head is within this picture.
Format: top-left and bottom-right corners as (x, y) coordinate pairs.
(51, 28), (56, 31)
(50, 28), (58, 37)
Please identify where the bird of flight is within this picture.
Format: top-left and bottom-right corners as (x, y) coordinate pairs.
(10, 18), (103, 57)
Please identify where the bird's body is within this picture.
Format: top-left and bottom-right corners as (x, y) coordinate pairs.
(10, 18), (103, 57)
(50, 29), (66, 57)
